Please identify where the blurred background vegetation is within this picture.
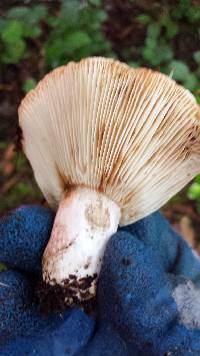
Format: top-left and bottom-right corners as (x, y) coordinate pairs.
(0, 0), (200, 248)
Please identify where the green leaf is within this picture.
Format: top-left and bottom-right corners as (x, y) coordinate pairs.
(60, 0), (80, 26)
(127, 61), (140, 68)
(2, 39), (26, 63)
(169, 60), (189, 81)
(45, 38), (66, 67)
(93, 9), (107, 22)
(0, 19), (6, 31)
(187, 6), (200, 23)
(7, 5), (47, 38)
(196, 95), (200, 104)
(88, 0), (102, 5)
(8, 4), (47, 21)
(46, 16), (60, 28)
(23, 78), (37, 93)
(188, 182), (200, 200)
(172, 0), (191, 19)
(145, 37), (156, 49)
(4, 6), (46, 40)
(142, 23), (173, 66)
(147, 23), (160, 40)
(23, 25), (41, 39)
(1, 20), (23, 43)
(31, 4), (48, 21)
(7, 6), (30, 19)
(184, 73), (198, 91)
(195, 175), (200, 184)
(15, 182), (31, 195)
(65, 31), (91, 52)
(142, 41), (173, 66)
(194, 51), (200, 65)
(162, 16), (179, 39)
(136, 14), (151, 25)
(158, 43), (173, 62)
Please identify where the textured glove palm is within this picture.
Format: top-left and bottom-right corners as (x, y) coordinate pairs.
(0, 206), (200, 355)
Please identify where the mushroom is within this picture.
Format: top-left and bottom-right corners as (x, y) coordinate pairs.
(19, 57), (200, 305)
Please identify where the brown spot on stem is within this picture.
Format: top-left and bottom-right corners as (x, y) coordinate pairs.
(84, 257), (92, 269)
(85, 197), (110, 230)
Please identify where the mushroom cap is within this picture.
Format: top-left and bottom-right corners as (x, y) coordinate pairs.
(19, 57), (200, 226)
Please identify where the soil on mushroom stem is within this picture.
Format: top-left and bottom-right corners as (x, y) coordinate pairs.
(35, 279), (97, 315)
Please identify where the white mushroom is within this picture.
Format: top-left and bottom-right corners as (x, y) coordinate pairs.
(19, 57), (200, 305)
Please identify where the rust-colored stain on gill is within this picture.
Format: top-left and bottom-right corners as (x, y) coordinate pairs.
(121, 191), (134, 206)
(98, 175), (105, 192)
(55, 163), (74, 193)
(183, 125), (200, 154)
(98, 156), (123, 192)
(105, 154), (124, 187)
(97, 122), (106, 149)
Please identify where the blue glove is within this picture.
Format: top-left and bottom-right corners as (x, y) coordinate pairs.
(0, 205), (200, 356)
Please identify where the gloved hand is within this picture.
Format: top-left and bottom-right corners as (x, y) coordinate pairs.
(0, 206), (200, 356)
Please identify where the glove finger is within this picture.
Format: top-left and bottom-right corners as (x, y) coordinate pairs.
(0, 205), (54, 274)
(0, 270), (94, 355)
(98, 231), (177, 355)
(1, 308), (94, 356)
(120, 211), (200, 279)
(0, 270), (50, 344)
(79, 321), (132, 356)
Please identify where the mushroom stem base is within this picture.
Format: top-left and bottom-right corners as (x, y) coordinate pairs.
(42, 187), (121, 305)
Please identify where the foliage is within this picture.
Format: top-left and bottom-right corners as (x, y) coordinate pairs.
(44, 0), (113, 68)
(104, 0), (200, 93)
(22, 78), (37, 93)
(1, 0), (199, 90)
(188, 176), (200, 213)
(1, 0), (200, 213)
(0, 4), (47, 64)
(0, 1), (113, 70)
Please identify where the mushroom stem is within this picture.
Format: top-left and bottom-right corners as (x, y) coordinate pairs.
(42, 187), (121, 304)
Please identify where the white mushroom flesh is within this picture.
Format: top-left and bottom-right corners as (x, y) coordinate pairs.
(43, 187), (120, 303)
